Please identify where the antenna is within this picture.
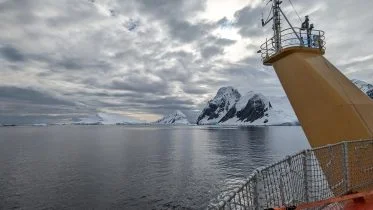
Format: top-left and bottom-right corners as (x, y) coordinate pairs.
(261, 0), (304, 52)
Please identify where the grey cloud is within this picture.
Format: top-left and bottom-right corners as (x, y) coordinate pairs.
(157, 67), (190, 83)
(95, 95), (197, 119)
(233, 6), (262, 37)
(339, 57), (373, 70)
(201, 46), (224, 59)
(238, 26), (262, 38)
(168, 19), (213, 43)
(0, 86), (75, 106)
(202, 35), (237, 46)
(133, 96), (195, 106)
(0, 46), (26, 62)
(215, 57), (272, 80)
(345, 68), (373, 84)
(134, 0), (212, 43)
(135, 0), (206, 20)
(239, 56), (264, 66)
(182, 85), (209, 95)
(45, 5), (101, 28)
(215, 38), (236, 46)
(217, 17), (229, 26)
(0, 114), (83, 125)
(55, 58), (113, 71)
(0, 0), (38, 24)
(109, 76), (169, 94)
(149, 103), (193, 111)
(193, 77), (229, 87)
(109, 9), (116, 17)
(0, 86), (93, 124)
(161, 50), (192, 60)
(56, 58), (83, 70)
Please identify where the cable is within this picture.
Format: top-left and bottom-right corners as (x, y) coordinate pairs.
(288, 0), (302, 24)
(261, 0), (273, 25)
(264, 8), (273, 24)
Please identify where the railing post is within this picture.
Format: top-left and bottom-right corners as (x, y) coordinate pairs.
(342, 141), (350, 193)
(302, 150), (309, 203)
(318, 31), (322, 51)
(253, 171), (259, 210)
(266, 38), (268, 58)
(279, 174), (285, 205)
(253, 169), (265, 210)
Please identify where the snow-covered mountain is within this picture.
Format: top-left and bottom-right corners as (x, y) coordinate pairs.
(197, 87), (241, 124)
(352, 79), (373, 99)
(153, 110), (190, 125)
(197, 87), (297, 126)
(74, 112), (142, 125)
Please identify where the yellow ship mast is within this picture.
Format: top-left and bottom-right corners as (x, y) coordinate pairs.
(259, 0), (373, 148)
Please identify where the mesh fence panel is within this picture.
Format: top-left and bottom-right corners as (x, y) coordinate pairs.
(209, 139), (373, 210)
(348, 140), (373, 192)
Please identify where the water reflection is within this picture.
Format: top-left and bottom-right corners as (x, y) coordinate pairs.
(0, 126), (308, 209)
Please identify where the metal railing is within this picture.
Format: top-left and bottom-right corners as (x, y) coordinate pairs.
(208, 139), (373, 210)
(260, 27), (326, 60)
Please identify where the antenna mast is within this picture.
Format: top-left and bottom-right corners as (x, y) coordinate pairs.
(261, 0), (303, 52)
(273, 0), (281, 51)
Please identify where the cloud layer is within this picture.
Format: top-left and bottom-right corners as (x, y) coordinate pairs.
(0, 0), (372, 123)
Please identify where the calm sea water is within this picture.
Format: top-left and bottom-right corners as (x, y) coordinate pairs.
(0, 126), (308, 209)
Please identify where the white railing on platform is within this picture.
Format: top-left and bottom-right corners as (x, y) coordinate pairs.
(259, 27), (326, 61)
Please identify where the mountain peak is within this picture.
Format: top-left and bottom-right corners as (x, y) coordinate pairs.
(215, 86), (241, 100)
(217, 86), (235, 94)
(196, 86), (241, 124)
(173, 110), (186, 118)
(154, 110), (189, 125)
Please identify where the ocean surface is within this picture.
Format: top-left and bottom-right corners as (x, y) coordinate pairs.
(0, 126), (308, 209)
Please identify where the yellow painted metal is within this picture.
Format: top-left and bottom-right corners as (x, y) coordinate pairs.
(264, 47), (373, 148)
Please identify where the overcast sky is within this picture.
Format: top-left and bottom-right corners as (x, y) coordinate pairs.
(1, 0), (373, 123)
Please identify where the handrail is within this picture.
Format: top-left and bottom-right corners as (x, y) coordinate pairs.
(209, 139), (373, 210)
(260, 27), (326, 60)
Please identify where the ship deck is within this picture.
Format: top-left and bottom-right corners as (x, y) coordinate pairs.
(344, 194), (373, 210)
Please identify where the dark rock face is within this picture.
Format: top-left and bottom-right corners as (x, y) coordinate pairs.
(236, 94), (272, 123)
(219, 106), (237, 123)
(368, 89), (373, 99)
(197, 103), (219, 122)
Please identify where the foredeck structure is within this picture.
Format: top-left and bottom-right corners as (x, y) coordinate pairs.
(211, 0), (373, 209)
(259, 0), (373, 207)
